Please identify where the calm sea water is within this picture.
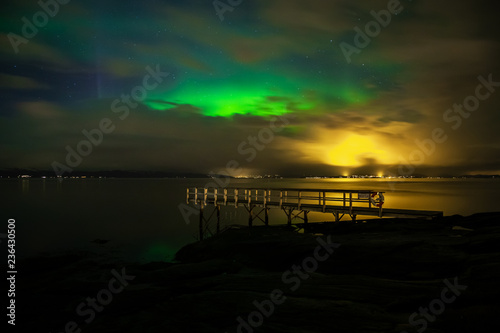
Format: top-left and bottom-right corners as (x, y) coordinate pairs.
(2, 178), (499, 262)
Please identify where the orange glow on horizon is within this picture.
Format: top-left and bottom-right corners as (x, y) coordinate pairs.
(327, 134), (390, 167)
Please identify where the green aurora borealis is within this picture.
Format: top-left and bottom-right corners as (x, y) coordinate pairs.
(144, 70), (375, 117)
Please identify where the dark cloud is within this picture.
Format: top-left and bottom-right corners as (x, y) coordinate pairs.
(0, 0), (499, 176)
(377, 109), (424, 124)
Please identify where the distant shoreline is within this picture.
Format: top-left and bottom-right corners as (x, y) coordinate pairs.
(1, 171), (498, 179)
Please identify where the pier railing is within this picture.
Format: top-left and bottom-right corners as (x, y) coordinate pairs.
(185, 186), (442, 240)
(186, 187), (383, 213)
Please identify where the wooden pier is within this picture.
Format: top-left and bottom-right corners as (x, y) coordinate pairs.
(186, 187), (443, 240)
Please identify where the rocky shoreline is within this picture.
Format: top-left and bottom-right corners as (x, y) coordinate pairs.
(18, 212), (500, 332)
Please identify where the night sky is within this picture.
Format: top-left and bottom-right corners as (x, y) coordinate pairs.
(1, 0), (500, 177)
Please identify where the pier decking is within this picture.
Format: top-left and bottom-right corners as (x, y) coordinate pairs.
(186, 187), (443, 240)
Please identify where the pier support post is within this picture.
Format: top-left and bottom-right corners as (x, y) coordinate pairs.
(265, 208), (269, 226)
(248, 205), (253, 227)
(216, 205), (220, 234)
(199, 204), (204, 241)
(304, 211), (308, 225)
(283, 208), (293, 226)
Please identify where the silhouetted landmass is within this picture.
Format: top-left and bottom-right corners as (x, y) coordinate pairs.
(460, 174), (500, 178)
(1, 168), (498, 179)
(0, 168), (209, 178)
(17, 212), (500, 332)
